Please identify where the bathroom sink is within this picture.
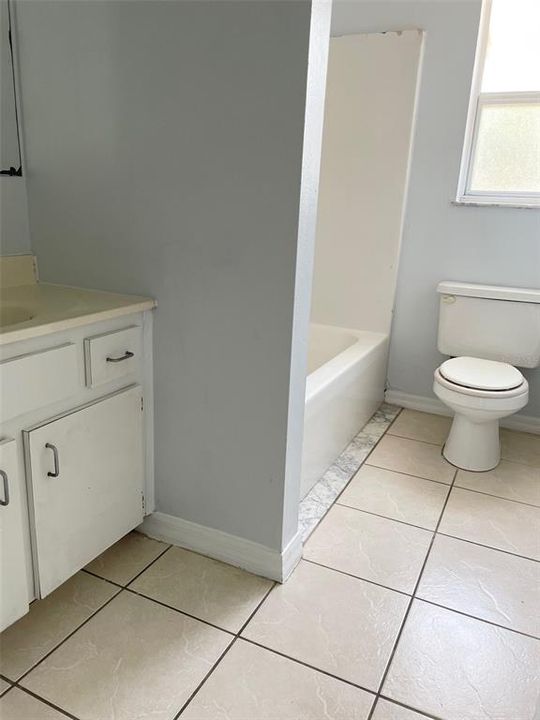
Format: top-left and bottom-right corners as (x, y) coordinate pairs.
(0, 306), (34, 327)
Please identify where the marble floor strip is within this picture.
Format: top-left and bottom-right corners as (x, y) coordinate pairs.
(298, 403), (402, 540)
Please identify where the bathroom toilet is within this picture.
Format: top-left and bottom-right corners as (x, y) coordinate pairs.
(433, 281), (540, 472)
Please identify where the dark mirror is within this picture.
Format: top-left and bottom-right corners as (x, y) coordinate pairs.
(1, 0), (22, 175)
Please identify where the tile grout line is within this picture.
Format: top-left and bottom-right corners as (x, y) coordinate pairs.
(366, 468), (458, 720)
(124, 542), (173, 585)
(238, 637), (378, 699)
(238, 637), (455, 720)
(173, 582), (277, 719)
(386, 431), (452, 447)
(124, 587), (236, 637)
(82, 540), (173, 590)
(363, 461), (454, 486)
(81, 568), (124, 588)
(173, 639), (238, 720)
(436, 531), (540, 564)
(334, 501), (440, 533)
(376, 693), (446, 720)
(13, 586), (123, 688)
(12, 542), (175, 701)
(11, 549), (272, 720)
(6, 684), (79, 720)
(413, 597), (540, 642)
(451, 483), (540, 509)
(303, 554), (540, 641)
(301, 558), (412, 598)
(388, 420), (540, 469)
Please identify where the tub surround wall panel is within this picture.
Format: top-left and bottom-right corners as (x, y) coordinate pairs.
(331, 0), (540, 417)
(15, 0), (322, 565)
(310, 30), (422, 335)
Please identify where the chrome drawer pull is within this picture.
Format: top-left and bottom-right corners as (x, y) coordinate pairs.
(45, 443), (60, 478)
(106, 351), (134, 363)
(0, 470), (9, 506)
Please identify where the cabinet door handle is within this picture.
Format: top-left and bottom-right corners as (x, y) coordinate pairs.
(45, 443), (60, 478)
(106, 351), (134, 363)
(0, 470), (9, 506)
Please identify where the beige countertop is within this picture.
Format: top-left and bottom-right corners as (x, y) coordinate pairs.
(0, 282), (156, 345)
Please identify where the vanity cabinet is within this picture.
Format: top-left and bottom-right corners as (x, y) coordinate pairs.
(0, 438), (30, 631)
(24, 385), (145, 596)
(0, 303), (154, 630)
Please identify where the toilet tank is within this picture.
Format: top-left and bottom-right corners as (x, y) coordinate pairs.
(437, 281), (540, 368)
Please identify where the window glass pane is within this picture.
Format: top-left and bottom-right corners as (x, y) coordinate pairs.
(482, 0), (540, 92)
(469, 101), (540, 193)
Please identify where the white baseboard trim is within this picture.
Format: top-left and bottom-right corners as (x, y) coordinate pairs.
(140, 512), (302, 582)
(385, 389), (540, 435)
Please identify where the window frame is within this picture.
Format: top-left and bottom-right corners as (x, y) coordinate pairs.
(456, 0), (540, 208)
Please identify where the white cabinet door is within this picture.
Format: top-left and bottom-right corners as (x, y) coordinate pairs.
(0, 438), (30, 631)
(24, 385), (144, 597)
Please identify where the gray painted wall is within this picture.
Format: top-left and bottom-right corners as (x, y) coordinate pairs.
(15, 0), (323, 552)
(0, 178), (31, 255)
(332, 0), (540, 418)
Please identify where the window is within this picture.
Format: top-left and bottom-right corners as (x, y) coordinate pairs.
(457, 0), (540, 207)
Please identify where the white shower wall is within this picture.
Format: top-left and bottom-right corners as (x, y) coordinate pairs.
(310, 30), (422, 335)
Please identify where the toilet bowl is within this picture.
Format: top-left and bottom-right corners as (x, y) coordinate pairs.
(433, 356), (529, 471)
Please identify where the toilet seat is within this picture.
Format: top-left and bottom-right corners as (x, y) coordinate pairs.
(438, 356), (525, 394)
(434, 368), (528, 400)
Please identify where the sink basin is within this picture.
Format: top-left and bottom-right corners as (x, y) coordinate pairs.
(0, 306), (34, 327)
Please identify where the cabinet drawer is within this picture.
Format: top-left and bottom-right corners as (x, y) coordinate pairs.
(0, 344), (79, 422)
(84, 325), (142, 387)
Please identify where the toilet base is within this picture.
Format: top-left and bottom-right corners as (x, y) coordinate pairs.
(443, 413), (500, 472)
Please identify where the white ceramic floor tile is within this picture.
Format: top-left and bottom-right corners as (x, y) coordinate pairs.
(417, 535), (540, 637)
(339, 465), (449, 530)
(130, 546), (273, 632)
(367, 436), (455, 484)
(0, 688), (67, 720)
(242, 560), (408, 690)
(22, 591), (232, 720)
(383, 601), (540, 720)
(0, 571), (118, 681)
(182, 639), (374, 720)
(0, 679), (11, 697)
(84, 531), (169, 585)
(456, 460), (540, 506)
(501, 429), (540, 468)
(439, 487), (540, 560)
(304, 504), (432, 593)
(373, 698), (431, 720)
(388, 410), (452, 446)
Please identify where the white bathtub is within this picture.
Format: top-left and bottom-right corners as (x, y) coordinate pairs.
(301, 323), (389, 498)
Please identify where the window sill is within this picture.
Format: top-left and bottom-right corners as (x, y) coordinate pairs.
(453, 198), (540, 210)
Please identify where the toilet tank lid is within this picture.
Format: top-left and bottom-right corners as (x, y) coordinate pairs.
(437, 281), (540, 304)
